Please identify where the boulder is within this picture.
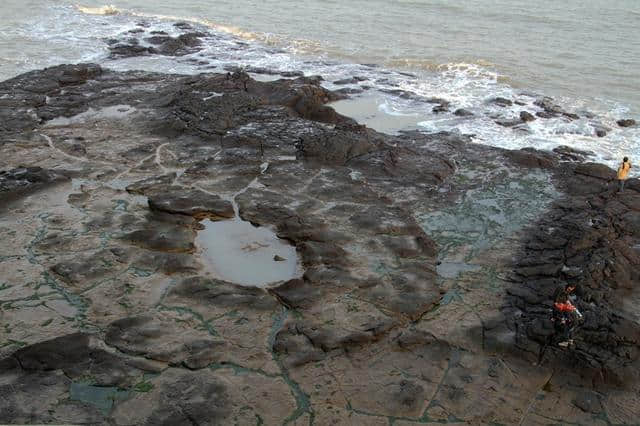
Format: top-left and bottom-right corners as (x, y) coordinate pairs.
(495, 118), (523, 127)
(520, 111), (536, 122)
(489, 97), (513, 107)
(617, 118), (636, 127)
(454, 108), (474, 117)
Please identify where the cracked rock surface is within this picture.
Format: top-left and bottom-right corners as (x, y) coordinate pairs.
(1, 62), (639, 425)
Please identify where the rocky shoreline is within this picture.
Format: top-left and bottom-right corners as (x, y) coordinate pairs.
(0, 59), (638, 425)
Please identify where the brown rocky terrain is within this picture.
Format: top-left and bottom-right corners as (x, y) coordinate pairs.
(0, 60), (639, 425)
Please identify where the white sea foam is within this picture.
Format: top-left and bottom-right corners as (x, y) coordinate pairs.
(76, 5), (120, 15)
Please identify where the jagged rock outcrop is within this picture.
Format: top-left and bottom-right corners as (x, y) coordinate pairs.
(506, 164), (640, 385)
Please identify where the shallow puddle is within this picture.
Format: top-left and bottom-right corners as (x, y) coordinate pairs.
(195, 165), (301, 287)
(45, 104), (138, 126)
(330, 95), (422, 134)
(70, 382), (130, 414)
(419, 170), (559, 259)
(196, 218), (300, 287)
(437, 261), (481, 279)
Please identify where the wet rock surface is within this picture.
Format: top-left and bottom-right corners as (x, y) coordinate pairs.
(0, 167), (69, 205)
(507, 166), (640, 383)
(453, 108), (474, 117)
(617, 118), (636, 128)
(108, 30), (207, 58)
(147, 187), (234, 219)
(0, 61), (638, 425)
(520, 110), (536, 122)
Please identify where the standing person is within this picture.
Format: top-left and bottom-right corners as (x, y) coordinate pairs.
(552, 283), (582, 347)
(617, 157), (632, 192)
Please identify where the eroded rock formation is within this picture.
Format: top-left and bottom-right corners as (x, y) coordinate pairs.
(1, 61), (639, 425)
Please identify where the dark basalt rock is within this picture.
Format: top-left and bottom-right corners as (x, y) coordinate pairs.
(0, 166), (67, 192)
(593, 125), (608, 137)
(105, 315), (224, 368)
(167, 276), (280, 311)
(552, 145), (595, 162)
(562, 112), (580, 120)
(243, 66), (279, 75)
(174, 21), (194, 30)
(572, 390), (603, 414)
(454, 108), (474, 117)
(154, 32), (205, 56)
(505, 148), (557, 169)
(145, 35), (173, 45)
(50, 248), (128, 289)
(279, 70), (305, 78)
(109, 43), (157, 58)
(147, 187), (234, 219)
(111, 30), (206, 58)
(3, 333), (145, 387)
(432, 103), (449, 114)
(617, 118), (636, 127)
(335, 87), (364, 95)
(151, 70), (347, 138)
(507, 160), (640, 383)
(534, 97), (563, 115)
(536, 111), (556, 119)
(120, 211), (199, 253)
(520, 111), (536, 122)
(379, 88), (431, 102)
(573, 162), (615, 180)
(0, 167), (69, 205)
(426, 97), (450, 107)
(2, 60), (639, 423)
(489, 97), (513, 107)
(137, 370), (231, 424)
(126, 173), (178, 195)
(495, 118), (523, 127)
(56, 63), (103, 86)
(0, 63), (105, 132)
(296, 122), (381, 165)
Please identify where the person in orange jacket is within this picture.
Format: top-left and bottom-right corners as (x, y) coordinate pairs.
(617, 156), (632, 193)
(552, 283), (582, 347)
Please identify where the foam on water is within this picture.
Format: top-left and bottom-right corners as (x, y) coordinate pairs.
(3, 3), (639, 176)
(76, 5), (121, 15)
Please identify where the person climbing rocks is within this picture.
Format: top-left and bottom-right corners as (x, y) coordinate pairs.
(552, 283), (582, 347)
(617, 156), (631, 193)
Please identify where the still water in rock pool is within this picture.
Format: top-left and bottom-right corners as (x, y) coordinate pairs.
(195, 171), (300, 287)
(196, 218), (299, 287)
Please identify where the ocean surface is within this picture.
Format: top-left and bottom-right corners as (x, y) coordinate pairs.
(1, 0), (638, 173)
